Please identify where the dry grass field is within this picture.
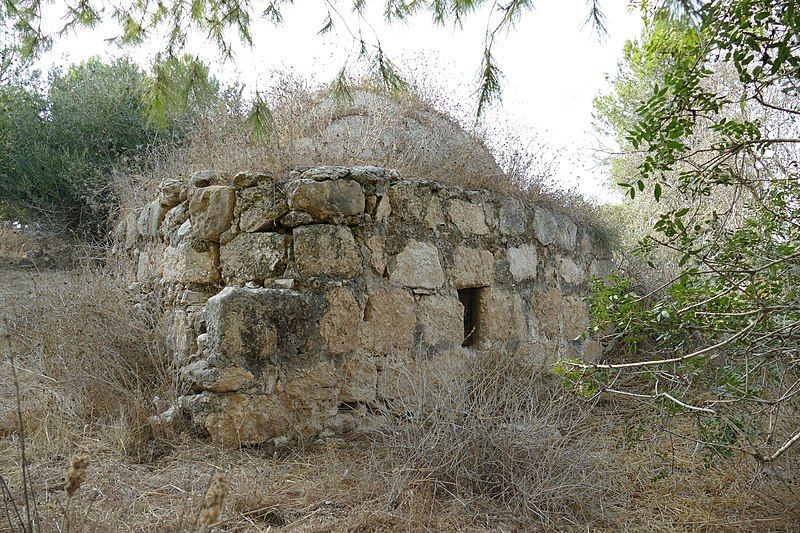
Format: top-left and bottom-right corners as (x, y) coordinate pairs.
(0, 258), (797, 532)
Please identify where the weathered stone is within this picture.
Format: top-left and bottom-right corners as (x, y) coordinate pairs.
(182, 289), (210, 306)
(450, 247), (494, 289)
(476, 287), (527, 346)
(449, 199), (490, 235)
(159, 178), (186, 207)
(136, 242), (165, 281)
(554, 213), (578, 250)
(294, 225), (361, 278)
(320, 286), (361, 354)
(530, 287), (564, 340)
(280, 210), (314, 228)
(340, 355), (378, 402)
(499, 199), (526, 235)
(189, 185), (236, 241)
(374, 195), (391, 222)
(284, 361), (340, 401)
(424, 347), (470, 390)
(137, 200), (169, 237)
(220, 232), (288, 283)
(237, 181), (288, 232)
(205, 287), (306, 367)
(188, 170), (213, 188)
(417, 292), (464, 347)
(365, 235), (387, 275)
(360, 288), (416, 354)
(170, 309), (195, 364)
(387, 182), (430, 221)
(425, 197), (446, 228)
(188, 392), (290, 447)
(182, 359), (254, 393)
(590, 259), (615, 279)
(389, 240), (444, 289)
(233, 171), (271, 188)
(162, 239), (220, 284)
(161, 203), (189, 243)
(286, 178), (365, 221)
(557, 255), (587, 286)
(507, 244), (538, 282)
(299, 166), (350, 181)
(533, 206), (559, 246)
(562, 296), (590, 340)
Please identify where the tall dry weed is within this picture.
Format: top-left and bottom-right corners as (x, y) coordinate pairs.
(376, 349), (621, 530)
(2, 269), (170, 460)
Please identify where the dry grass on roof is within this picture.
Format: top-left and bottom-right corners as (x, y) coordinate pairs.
(113, 76), (606, 235)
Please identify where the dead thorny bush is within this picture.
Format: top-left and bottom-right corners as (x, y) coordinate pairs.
(3, 269), (172, 461)
(376, 349), (621, 530)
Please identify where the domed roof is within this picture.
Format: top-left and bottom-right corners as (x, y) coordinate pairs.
(290, 89), (504, 180)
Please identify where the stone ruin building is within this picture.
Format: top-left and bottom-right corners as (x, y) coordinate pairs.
(115, 165), (613, 448)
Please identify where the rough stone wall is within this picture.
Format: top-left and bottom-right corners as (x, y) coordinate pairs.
(114, 166), (613, 447)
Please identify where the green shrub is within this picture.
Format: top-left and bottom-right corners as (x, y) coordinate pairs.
(0, 56), (218, 238)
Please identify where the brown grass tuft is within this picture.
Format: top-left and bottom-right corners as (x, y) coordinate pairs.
(376, 349), (621, 530)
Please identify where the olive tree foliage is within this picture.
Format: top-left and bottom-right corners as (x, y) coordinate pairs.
(0, 56), (220, 236)
(572, 1), (800, 463)
(0, 0), (610, 130)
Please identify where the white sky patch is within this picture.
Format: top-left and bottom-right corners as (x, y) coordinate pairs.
(35, 1), (642, 203)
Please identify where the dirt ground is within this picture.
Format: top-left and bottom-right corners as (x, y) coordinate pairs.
(0, 263), (798, 532)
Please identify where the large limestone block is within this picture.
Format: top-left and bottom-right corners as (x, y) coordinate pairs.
(450, 247), (494, 289)
(158, 178), (187, 207)
(137, 242), (166, 281)
(340, 354), (378, 402)
(284, 361), (341, 401)
(220, 232), (288, 283)
(237, 181), (289, 232)
(186, 392), (290, 447)
(389, 240), (444, 289)
(533, 206), (577, 249)
(181, 359), (254, 393)
(360, 288), (416, 354)
(530, 287), (564, 340)
(293, 225), (362, 278)
(476, 287), (527, 346)
(161, 239), (220, 284)
(417, 292), (464, 347)
(561, 296), (590, 341)
(205, 287), (308, 368)
(188, 185), (236, 241)
(137, 200), (169, 237)
(507, 244), (538, 282)
(449, 199), (490, 235)
(533, 206), (559, 246)
(387, 181), (432, 221)
(161, 203), (189, 244)
(499, 199), (526, 235)
(320, 286), (361, 354)
(555, 214), (578, 250)
(557, 255), (588, 286)
(285, 178), (365, 221)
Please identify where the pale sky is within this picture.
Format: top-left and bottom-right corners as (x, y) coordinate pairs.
(37, 1), (642, 202)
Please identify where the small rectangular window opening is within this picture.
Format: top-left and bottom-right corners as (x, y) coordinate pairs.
(458, 288), (480, 347)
